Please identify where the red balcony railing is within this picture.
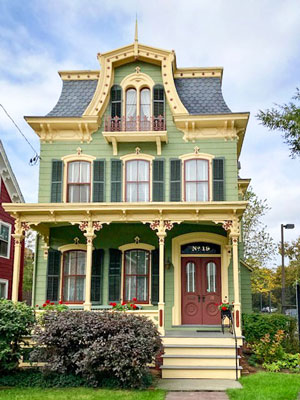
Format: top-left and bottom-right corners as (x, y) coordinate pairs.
(104, 115), (166, 132)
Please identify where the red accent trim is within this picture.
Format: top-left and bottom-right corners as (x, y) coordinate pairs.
(123, 249), (150, 304)
(67, 161), (91, 203)
(184, 158), (210, 201)
(236, 310), (240, 328)
(61, 249), (86, 303)
(159, 309), (163, 327)
(124, 159), (150, 202)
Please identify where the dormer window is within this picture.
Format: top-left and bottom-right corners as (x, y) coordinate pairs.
(126, 88), (137, 131)
(67, 161), (91, 202)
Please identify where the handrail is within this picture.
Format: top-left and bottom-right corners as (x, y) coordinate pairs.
(221, 308), (238, 381)
(104, 115), (166, 132)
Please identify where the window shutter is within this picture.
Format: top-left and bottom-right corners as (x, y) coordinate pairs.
(51, 160), (63, 203)
(91, 249), (104, 303)
(108, 248), (122, 302)
(170, 159), (181, 201)
(46, 249), (61, 301)
(151, 249), (159, 305)
(213, 158), (225, 201)
(93, 160), (105, 202)
(111, 159), (122, 202)
(153, 159), (164, 201)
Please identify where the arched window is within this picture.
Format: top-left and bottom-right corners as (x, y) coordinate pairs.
(153, 85), (165, 130)
(67, 161), (91, 202)
(140, 88), (151, 130)
(124, 249), (150, 303)
(126, 88), (137, 131)
(125, 159), (150, 202)
(207, 262), (217, 293)
(63, 250), (86, 302)
(184, 159), (209, 201)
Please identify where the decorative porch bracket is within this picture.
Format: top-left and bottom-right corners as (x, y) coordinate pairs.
(79, 221), (104, 311)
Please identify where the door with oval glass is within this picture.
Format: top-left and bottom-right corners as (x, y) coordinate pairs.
(181, 257), (221, 325)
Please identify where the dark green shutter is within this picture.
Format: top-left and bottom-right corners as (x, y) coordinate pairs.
(151, 249), (159, 305)
(93, 160), (105, 202)
(153, 159), (164, 201)
(111, 159), (122, 202)
(170, 159), (181, 201)
(91, 249), (104, 303)
(46, 249), (61, 301)
(213, 158), (225, 201)
(51, 160), (63, 203)
(108, 249), (122, 302)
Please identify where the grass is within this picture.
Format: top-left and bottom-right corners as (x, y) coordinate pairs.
(227, 372), (300, 400)
(0, 388), (166, 400)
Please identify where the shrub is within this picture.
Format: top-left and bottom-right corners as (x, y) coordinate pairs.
(252, 330), (285, 364)
(0, 299), (35, 372)
(263, 353), (300, 373)
(31, 311), (162, 388)
(242, 312), (298, 352)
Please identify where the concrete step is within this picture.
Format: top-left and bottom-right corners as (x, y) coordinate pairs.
(161, 365), (242, 380)
(162, 355), (240, 367)
(164, 344), (239, 356)
(162, 337), (238, 346)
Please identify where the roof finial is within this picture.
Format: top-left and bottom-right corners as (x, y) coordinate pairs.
(135, 14), (138, 43)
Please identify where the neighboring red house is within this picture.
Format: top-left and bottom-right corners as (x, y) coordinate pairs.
(0, 140), (24, 300)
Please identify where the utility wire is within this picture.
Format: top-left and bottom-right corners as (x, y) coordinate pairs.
(0, 104), (41, 165)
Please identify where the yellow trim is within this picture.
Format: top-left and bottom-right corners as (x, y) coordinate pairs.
(119, 243), (155, 252)
(58, 244), (87, 252)
(120, 153), (155, 162)
(61, 152), (96, 203)
(171, 232), (229, 326)
(174, 67), (223, 80)
(58, 70), (100, 80)
(238, 178), (251, 199)
(179, 153), (214, 202)
(181, 254), (221, 258)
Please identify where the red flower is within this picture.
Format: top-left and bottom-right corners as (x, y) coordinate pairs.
(221, 306), (227, 311)
(46, 300), (50, 304)
(35, 305), (39, 307)
(133, 304), (137, 309)
(58, 300), (62, 305)
(42, 303), (46, 307)
(132, 297), (137, 302)
(50, 302), (55, 305)
(121, 301), (126, 306)
(111, 302), (117, 307)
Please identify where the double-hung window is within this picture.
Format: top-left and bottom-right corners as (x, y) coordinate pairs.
(63, 250), (86, 302)
(124, 249), (150, 303)
(125, 160), (150, 202)
(0, 279), (8, 299)
(67, 161), (91, 202)
(0, 222), (11, 258)
(184, 159), (209, 201)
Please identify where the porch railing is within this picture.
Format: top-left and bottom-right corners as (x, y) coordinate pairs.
(221, 308), (239, 381)
(104, 115), (166, 132)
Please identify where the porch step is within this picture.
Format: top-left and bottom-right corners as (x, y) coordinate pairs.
(164, 345), (239, 356)
(163, 337), (240, 346)
(162, 354), (240, 367)
(161, 365), (242, 380)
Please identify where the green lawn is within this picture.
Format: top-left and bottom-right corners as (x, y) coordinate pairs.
(0, 388), (166, 400)
(227, 372), (300, 400)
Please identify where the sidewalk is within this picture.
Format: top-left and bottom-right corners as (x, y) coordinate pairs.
(166, 393), (229, 400)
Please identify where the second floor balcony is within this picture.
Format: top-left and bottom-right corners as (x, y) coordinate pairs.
(103, 115), (168, 156)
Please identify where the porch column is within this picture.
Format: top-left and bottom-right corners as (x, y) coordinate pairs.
(80, 221), (103, 311)
(11, 221), (28, 302)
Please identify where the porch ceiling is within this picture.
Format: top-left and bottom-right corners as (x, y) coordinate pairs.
(3, 201), (247, 226)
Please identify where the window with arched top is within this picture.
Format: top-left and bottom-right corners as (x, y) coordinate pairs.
(111, 85), (122, 118)
(126, 88), (137, 131)
(140, 88), (151, 130)
(184, 159), (209, 201)
(206, 261), (216, 293)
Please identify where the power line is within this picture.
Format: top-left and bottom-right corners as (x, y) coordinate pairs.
(0, 104), (41, 165)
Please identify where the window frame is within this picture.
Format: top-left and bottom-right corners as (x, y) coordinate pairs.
(125, 159), (150, 202)
(0, 279), (8, 299)
(66, 160), (92, 203)
(61, 249), (87, 304)
(110, 84), (122, 118)
(184, 158), (210, 202)
(0, 221), (11, 259)
(123, 248), (151, 304)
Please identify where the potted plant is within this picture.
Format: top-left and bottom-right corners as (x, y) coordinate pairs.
(218, 301), (233, 318)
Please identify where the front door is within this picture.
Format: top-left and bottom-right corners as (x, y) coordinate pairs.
(181, 257), (221, 325)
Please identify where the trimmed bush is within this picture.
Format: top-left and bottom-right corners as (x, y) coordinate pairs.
(0, 299), (35, 372)
(32, 311), (162, 388)
(242, 313), (298, 352)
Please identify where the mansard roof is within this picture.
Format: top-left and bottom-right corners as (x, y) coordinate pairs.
(46, 75), (231, 117)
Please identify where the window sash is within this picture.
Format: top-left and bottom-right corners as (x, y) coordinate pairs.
(124, 250), (150, 303)
(185, 159), (209, 201)
(207, 262), (217, 293)
(126, 160), (150, 202)
(67, 161), (91, 202)
(63, 251), (86, 303)
(0, 223), (10, 258)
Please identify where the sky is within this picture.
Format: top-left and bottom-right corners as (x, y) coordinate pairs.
(0, 0), (299, 265)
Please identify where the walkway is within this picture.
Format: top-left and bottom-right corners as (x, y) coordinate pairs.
(166, 393), (229, 400)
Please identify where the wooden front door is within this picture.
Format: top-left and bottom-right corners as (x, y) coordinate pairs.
(181, 257), (221, 325)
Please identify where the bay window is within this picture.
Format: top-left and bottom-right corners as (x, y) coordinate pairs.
(63, 250), (86, 302)
(125, 159), (150, 202)
(124, 249), (149, 303)
(67, 161), (91, 202)
(184, 159), (209, 201)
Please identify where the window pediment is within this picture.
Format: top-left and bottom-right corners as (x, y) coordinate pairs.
(120, 70), (155, 91)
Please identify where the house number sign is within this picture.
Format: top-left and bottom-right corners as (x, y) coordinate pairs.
(181, 242), (221, 254)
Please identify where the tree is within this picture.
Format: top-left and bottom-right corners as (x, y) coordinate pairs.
(242, 187), (276, 268)
(257, 88), (300, 158)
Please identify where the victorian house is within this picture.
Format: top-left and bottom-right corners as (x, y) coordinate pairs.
(4, 30), (252, 379)
(0, 140), (24, 300)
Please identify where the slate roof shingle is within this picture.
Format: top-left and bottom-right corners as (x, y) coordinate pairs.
(175, 77), (231, 114)
(46, 80), (98, 117)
